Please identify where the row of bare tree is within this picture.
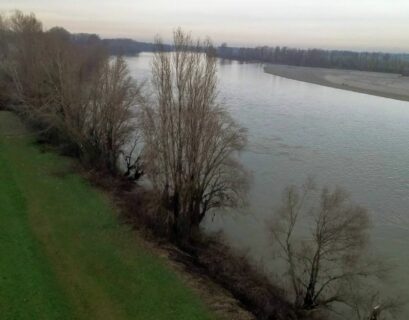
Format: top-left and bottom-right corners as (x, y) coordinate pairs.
(0, 11), (141, 175)
(0, 11), (402, 320)
(0, 12), (247, 242)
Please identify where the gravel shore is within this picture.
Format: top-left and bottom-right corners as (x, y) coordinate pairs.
(264, 64), (409, 102)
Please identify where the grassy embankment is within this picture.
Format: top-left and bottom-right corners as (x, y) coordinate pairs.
(0, 111), (215, 320)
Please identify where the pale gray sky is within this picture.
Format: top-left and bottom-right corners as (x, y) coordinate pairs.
(2, 0), (409, 52)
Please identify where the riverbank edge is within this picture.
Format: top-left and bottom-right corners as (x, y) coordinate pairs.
(2, 106), (308, 320)
(264, 64), (409, 102)
(0, 110), (254, 320)
(81, 136), (299, 319)
(2, 107), (314, 320)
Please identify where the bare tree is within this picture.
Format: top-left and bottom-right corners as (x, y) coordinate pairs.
(141, 28), (248, 240)
(31, 46), (141, 174)
(7, 11), (142, 175)
(6, 11), (45, 109)
(121, 137), (143, 181)
(269, 180), (373, 313)
(0, 13), (8, 58)
(0, 13), (10, 106)
(85, 56), (142, 173)
(348, 287), (403, 320)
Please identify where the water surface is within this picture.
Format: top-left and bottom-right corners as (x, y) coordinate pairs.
(127, 53), (409, 315)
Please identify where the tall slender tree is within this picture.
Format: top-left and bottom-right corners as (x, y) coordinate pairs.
(141, 28), (248, 240)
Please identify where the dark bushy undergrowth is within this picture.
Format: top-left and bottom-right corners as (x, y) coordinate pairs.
(116, 186), (314, 320)
(186, 237), (298, 320)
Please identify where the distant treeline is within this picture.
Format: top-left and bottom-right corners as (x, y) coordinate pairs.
(64, 29), (409, 75)
(44, 27), (164, 56)
(217, 43), (409, 75)
(52, 28), (172, 55)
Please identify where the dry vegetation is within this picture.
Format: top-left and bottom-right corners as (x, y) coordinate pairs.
(0, 11), (402, 320)
(141, 29), (248, 241)
(3, 11), (141, 174)
(269, 179), (401, 319)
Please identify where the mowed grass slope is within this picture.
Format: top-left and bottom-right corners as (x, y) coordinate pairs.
(0, 111), (215, 320)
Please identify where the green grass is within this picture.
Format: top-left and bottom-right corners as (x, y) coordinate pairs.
(0, 111), (215, 320)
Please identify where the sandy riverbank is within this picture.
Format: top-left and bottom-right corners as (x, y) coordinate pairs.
(264, 64), (409, 102)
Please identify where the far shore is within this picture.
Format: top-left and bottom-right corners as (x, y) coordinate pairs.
(264, 64), (409, 102)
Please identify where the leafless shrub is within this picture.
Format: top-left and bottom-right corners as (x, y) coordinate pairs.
(141, 28), (248, 241)
(81, 56), (142, 173)
(347, 286), (404, 320)
(5, 11), (142, 175)
(268, 180), (404, 319)
(119, 188), (173, 239)
(7, 11), (45, 108)
(0, 11), (42, 108)
(268, 179), (400, 318)
(120, 138), (144, 181)
(190, 235), (298, 320)
(120, 190), (299, 320)
(0, 14), (10, 64)
(0, 13), (10, 107)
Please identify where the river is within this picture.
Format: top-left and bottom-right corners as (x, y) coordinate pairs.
(126, 53), (409, 316)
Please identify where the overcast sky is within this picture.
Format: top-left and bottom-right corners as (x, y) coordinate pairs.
(3, 0), (409, 52)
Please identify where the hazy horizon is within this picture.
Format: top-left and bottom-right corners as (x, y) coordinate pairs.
(3, 0), (409, 53)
